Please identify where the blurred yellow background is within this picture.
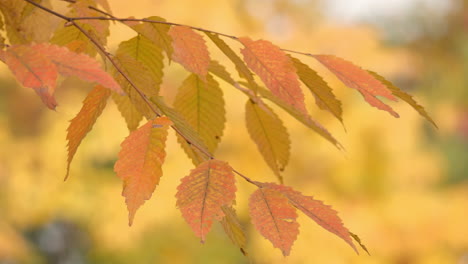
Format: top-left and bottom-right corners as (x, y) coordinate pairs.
(1, 0), (468, 263)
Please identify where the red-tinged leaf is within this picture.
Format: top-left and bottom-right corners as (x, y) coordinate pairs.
(114, 117), (172, 226)
(72, 0), (110, 40)
(249, 187), (299, 256)
(313, 55), (399, 117)
(239, 37), (307, 115)
(169, 26), (211, 79)
(66, 85), (110, 179)
(3, 43), (122, 109)
(176, 160), (236, 242)
(245, 100), (290, 182)
(263, 183), (358, 253)
(368, 71), (437, 128)
(290, 56), (343, 123)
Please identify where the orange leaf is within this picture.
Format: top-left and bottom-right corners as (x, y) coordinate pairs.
(114, 117), (172, 226)
(313, 55), (399, 117)
(168, 26), (210, 79)
(66, 85), (110, 180)
(239, 37), (307, 115)
(264, 183), (358, 253)
(3, 43), (122, 109)
(176, 159), (236, 242)
(249, 187), (299, 256)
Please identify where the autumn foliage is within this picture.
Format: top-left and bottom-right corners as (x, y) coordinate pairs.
(0, 0), (435, 257)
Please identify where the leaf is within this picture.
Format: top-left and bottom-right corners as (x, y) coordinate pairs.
(117, 35), (164, 94)
(2, 43), (121, 109)
(290, 56), (343, 123)
(112, 92), (143, 131)
(245, 100), (290, 182)
(368, 71), (437, 127)
(168, 26), (211, 80)
(66, 85), (110, 180)
(176, 160), (236, 242)
(239, 37), (306, 115)
(150, 96), (213, 161)
(256, 85), (343, 149)
(263, 183), (358, 253)
(174, 74), (225, 155)
(349, 231), (370, 255)
(249, 187), (299, 256)
(313, 55), (399, 117)
(112, 52), (158, 120)
(125, 16), (173, 59)
(220, 205), (248, 256)
(205, 33), (256, 86)
(114, 117), (172, 226)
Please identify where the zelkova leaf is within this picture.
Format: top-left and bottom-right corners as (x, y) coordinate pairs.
(249, 187), (299, 256)
(66, 85), (110, 180)
(290, 56), (343, 123)
(124, 16), (173, 59)
(2, 43), (122, 109)
(245, 100), (290, 183)
(169, 26), (211, 80)
(239, 37), (307, 115)
(205, 33), (256, 87)
(174, 74), (225, 157)
(176, 160), (236, 242)
(263, 183), (358, 253)
(117, 35), (164, 94)
(368, 71), (437, 127)
(114, 117), (172, 226)
(220, 205), (247, 256)
(313, 55), (399, 117)
(112, 92), (143, 131)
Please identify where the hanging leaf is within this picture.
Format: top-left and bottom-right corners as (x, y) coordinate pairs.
(114, 117), (172, 226)
(125, 16), (173, 58)
(263, 183), (358, 253)
(112, 92), (143, 131)
(239, 37), (306, 115)
(117, 35), (164, 94)
(220, 205), (248, 256)
(66, 85), (110, 180)
(169, 26), (211, 80)
(176, 160), (236, 242)
(256, 85), (342, 149)
(174, 74), (225, 156)
(2, 43), (122, 109)
(249, 187), (299, 256)
(290, 55), (343, 123)
(313, 55), (399, 117)
(245, 100), (290, 182)
(368, 71), (437, 127)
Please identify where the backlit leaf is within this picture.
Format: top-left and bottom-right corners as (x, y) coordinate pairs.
(249, 187), (299, 256)
(169, 26), (211, 80)
(174, 74), (225, 156)
(2, 43), (121, 109)
(220, 205), (247, 256)
(112, 92), (143, 131)
(245, 100), (290, 182)
(66, 85), (110, 180)
(368, 71), (437, 127)
(117, 35), (164, 94)
(114, 117), (172, 226)
(176, 160), (236, 242)
(290, 56), (343, 123)
(239, 37), (306, 115)
(264, 183), (358, 253)
(125, 16), (173, 58)
(313, 55), (399, 117)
